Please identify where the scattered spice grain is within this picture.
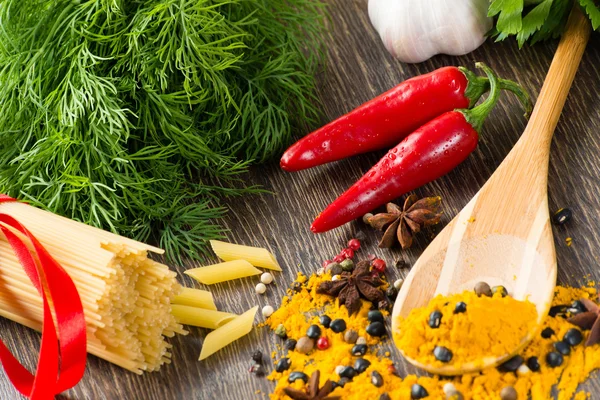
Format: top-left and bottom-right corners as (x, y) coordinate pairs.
(266, 272), (600, 400)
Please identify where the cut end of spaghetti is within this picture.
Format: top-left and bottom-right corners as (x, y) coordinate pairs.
(0, 201), (186, 373)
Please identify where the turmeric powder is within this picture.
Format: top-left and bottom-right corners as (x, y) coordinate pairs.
(266, 273), (600, 399)
(395, 290), (538, 369)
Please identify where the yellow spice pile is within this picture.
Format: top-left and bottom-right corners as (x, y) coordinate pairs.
(266, 272), (600, 400)
(395, 290), (538, 369)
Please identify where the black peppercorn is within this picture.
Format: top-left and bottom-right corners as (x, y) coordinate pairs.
(563, 328), (583, 346)
(352, 344), (368, 356)
(379, 393), (391, 400)
(275, 358), (291, 373)
(319, 315), (332, 328)
(288, 371), (309, 383)
(549, 305), (568, 318)
(255, 364), (266, 377)
(368, 310), (384, 323)
(546, 351), (563, 367)
(498, 355), (524, 372)
(366, 321), (386, 337)
(491, 285), (508, 297)
(284, 339), (297, 351)
(249, 363), (265, 377)
(337, 377), (351, 387)
(428, 310), (442, 328)
(251, 350), (263, 364)
(354, 358), (371, 373)
(541, 327), (555, 339)
(371, 370), (384, 387)
(554, 341), (570, 356)
(306, 324), (321, 339)
(386, 286), (398, 300)
(567, 307), (583, 315)
(552, 208), (572, 225)
(330, 319), (347, 333)
(454, 302), (467, 314)
(411, 383), (429, 399)
(339, 366), (357, 380)
(433, 346), (453, 363)
(571, 300), (586, 313)
(526, 356), (540, 372)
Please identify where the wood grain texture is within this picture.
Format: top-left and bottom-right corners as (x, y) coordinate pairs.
(2, 0), (600, 398)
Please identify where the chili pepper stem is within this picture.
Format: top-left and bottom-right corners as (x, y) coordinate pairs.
(460, 67), (532, 117)
(461, 67), (489, 108)
(462, 63), (501, 133)
(498, 77), (533, 118)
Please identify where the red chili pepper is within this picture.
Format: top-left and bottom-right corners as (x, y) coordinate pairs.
(281, 67), (530, 172)
(311, 63), (509, 233)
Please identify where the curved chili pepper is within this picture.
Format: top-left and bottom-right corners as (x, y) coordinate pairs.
(281, 66), (530, 172)
(311, 63), (506, 233)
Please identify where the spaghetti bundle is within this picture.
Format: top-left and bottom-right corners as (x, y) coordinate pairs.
(0, 201), (186, 374)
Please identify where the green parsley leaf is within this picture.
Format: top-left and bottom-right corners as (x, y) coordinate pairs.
(579, 0), (600, 29)
(489, 0), (525, 34)
(516, 0), (553, 47)
(530, 0), (572, 44)
(489, 0), (600, 45)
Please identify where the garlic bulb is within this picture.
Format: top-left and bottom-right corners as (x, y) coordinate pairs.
(368, 0), (492, 63)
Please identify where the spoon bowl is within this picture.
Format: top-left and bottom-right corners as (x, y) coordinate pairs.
(391, 8), (591, 375)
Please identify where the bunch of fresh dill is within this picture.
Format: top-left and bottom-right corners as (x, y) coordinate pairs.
(0, 0), (325, 263)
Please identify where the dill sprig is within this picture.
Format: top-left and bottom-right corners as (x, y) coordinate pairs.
(0, 0), (326, 262)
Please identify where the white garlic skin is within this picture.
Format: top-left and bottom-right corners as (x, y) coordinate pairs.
(368, 0), (492, 63)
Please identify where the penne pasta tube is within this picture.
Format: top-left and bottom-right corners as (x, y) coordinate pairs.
(210, 240), (282, 271)
(199, 306), (258, 360)
(184, 260), (262, 284)
(171, 305), (236, 329)
(172, 288), (217, 310)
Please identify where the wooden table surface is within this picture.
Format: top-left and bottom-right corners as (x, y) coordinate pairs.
(2, 1), (600, 399)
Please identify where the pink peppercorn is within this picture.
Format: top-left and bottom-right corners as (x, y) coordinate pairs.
(322, 259), (332, 268)
(347, 238), (361, 251)
(372, 258), (386, 273)
(333, 254), (345, 263)
(316, 337), (330, 350)
(340, 248), (354, 259)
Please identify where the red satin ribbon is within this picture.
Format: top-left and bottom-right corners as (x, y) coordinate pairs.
(0, 195), (87, 399)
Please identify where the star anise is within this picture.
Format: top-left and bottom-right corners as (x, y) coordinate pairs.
(568, 297), (600, 346)
(283, 370), (340, 400)
(366, 194), (442, 249)
(317, 260), (384, 315)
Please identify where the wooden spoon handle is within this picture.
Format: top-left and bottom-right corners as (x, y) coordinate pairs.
(518, 7), (591, 153)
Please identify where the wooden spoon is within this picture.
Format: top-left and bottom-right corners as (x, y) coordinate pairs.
(391, 8), (591, 375)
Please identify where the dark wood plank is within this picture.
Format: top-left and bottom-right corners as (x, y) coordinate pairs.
(2, 0), (600, 398)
